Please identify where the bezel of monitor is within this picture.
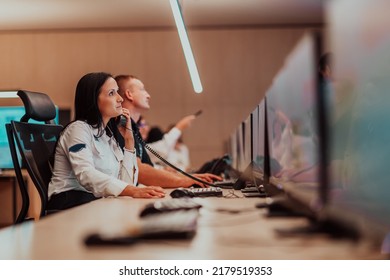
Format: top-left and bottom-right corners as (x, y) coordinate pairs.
(243, 114), (252, 171)
(323, 0), (390, 250)
(229, 131), (237, 170)
(236, 122), (245, 172)
(264, 31), (325, 217)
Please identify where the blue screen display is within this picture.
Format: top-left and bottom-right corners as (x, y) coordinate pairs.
(0, 106), (59, 169)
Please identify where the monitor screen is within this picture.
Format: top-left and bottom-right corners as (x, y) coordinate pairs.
(231, 115), (254, 175)
(228, 126), (243, 172)
(236, 122), (245, 172)
(250, 99), (268, 187)
(266, 33), (323, 212)
(327, 0), (390, 246)
(0, 106), (59, 170)
(229, 130), (238, 171)
(242, 114), (252, 171)
(252, 100), (266, 170)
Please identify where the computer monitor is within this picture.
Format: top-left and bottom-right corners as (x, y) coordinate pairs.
(325, 0), (390, 249)
(251, 100), (267, 184)
(251, 105), (260, 165)
(227, 120), (251, 184)
(0, 106), (59, 170)
(229, 130), (238, 171)
(227, 103), (266, 191)
(236, 122), (245, 172)
(242, 114), (252, 172)
(228, 125), (243, 172)
(265, 32), (324, 216)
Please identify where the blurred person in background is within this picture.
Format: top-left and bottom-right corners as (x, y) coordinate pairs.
(144, 115), (195, 171)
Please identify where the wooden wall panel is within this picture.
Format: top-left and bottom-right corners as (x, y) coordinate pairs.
(0, 27), (312, 168)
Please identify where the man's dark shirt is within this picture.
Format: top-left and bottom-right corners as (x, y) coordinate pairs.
(131, 119), (154, 166)
(115, 118), (154, 166)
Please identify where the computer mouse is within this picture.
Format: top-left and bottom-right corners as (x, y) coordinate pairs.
(170, 188), (195, 198)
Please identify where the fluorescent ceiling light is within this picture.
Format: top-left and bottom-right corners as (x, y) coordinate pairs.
(169, 0), (203, 93)
(0, 90), (19, 98)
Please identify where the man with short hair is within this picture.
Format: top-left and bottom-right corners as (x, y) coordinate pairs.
(114, 74), (221, 188)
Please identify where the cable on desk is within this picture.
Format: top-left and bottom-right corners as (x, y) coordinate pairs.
(223, 189), (243, 199)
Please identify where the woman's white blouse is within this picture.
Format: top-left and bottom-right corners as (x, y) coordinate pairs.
(48, 121), (138, 199)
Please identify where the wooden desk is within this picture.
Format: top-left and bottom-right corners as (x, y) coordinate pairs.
(0, 170), (39, 225)
(0, 174), (18, 224)
(0, 190), (383, 260)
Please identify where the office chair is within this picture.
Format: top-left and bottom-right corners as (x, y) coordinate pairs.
(6, 90), (63, 223)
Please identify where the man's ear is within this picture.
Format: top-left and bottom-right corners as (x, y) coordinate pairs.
(125, 89), (134, 102)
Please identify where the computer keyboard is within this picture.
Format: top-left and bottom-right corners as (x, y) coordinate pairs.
(84, 210), (198, 246)
(191, 187), (223, 197)
(213, 179), (236, 188)
(170, 187), (223, 198)
(241, 186), (267, 198)
(140, 198), (202, 217)
(242, 191), (267, 198)
(241, 186), (262, 193)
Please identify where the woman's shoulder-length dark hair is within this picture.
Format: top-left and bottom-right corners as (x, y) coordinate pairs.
(74, 72), (113, 137)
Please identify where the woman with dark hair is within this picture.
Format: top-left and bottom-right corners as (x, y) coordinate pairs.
(48, 72), (164, 210)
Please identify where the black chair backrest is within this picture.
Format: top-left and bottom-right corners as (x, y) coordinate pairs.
(11, 121), (63, 217)
(6, 123), (29, 223)
(18, 90), (57, 124)
(6, 90), (63, 222)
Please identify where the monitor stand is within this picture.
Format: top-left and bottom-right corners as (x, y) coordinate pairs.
(234, 161), (269, 197)
(232, 162), (255, 190)
(241, 183), (267, 197)
(255, 196), (307, 217)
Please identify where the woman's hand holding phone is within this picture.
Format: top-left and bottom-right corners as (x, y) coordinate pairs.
(117, 108), (135, 151)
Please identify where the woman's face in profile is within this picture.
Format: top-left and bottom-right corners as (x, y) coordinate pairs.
(97, 77), (123, 124)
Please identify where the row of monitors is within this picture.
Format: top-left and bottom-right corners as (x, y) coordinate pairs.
(229, 2), (390, 253)
(230, 32), (321, 197)
(0, 106), (71, 170)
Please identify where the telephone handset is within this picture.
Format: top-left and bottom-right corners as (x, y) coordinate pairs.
(136, 132), (218, 187)
(118, 115), (128, 127)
